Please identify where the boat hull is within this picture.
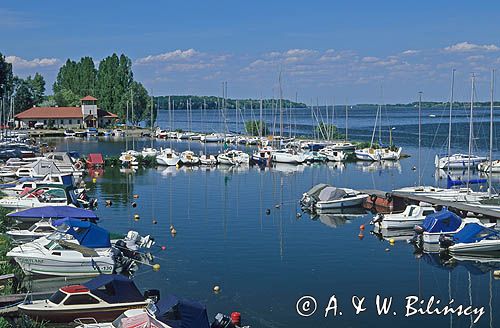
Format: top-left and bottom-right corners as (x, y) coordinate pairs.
(315, 195), (368, 209)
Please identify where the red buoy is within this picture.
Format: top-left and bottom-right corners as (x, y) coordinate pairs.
(231, 312), (241, 326)
(359, 224), (365, 230)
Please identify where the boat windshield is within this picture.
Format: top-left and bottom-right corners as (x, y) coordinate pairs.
(48, 290), (67, 304)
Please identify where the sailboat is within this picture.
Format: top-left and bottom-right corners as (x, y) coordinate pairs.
(479, 70), (499, 173)
(199, 99), (217, 165)
(355, 103), (402, 161)
(179, 99), (200, 165)
(141, 98), (158, 157)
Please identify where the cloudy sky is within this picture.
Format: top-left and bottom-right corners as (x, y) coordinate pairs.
(2, 0), (500, 104)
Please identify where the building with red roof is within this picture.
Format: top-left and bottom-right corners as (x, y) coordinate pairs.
(15, 96), (118, 129)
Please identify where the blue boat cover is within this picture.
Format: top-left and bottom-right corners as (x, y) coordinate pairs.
(446, 175), (487, 189)
(7, 206), (98, 220)
(452, 223), (499, 243)
(83, 274), (144, 304)
(422, 209), (462, 233)
(156, 294), (210, 328)
(63, 220), (111, 248)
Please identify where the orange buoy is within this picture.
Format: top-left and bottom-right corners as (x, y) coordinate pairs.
(359, 224), (365, 230)
(133, 194), (139, 199)
(358, 233), (364, 240)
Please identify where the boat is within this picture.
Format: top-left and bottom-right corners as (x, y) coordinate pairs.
(271, 148), (306, 164)
(435, 154), (487, 169)
(6, 205), (99, 224)
(74, 294), (212, 328)
(199, 154), (217, 165)
(371, 204), (436, 229)
(300, 183), (331, 210)
(304, 151), (328, 163)
(7, 221), (116, 276)
(180, 150), (200, 165)
(19, 274), (158, 323)
(478, 160), (500, 173)
(190, 133), (203, 141)
(87, 128), (99, 136)
(415, 209), (491, 244)
(0, 185), (82, 210)
(318, 147), (347, 162)
(217, 150), (250, 165)
(441, 223), (500, 254)
(64, 130), (76, 137)
(201, 133), (224, 143)
(251, 146), (273, 166)
(313, 187), (368, 210)
(156, 148), (180, 166)
(119, 152), (138, 167)
(354, 148), (380, 161)
(329, 142), (356, 151)
(141, 147), (157, 158)
(112, 129), (124, 137)
(6, 219), (59, 243)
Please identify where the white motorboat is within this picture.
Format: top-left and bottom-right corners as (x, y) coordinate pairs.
(119, 152), (138, 167)
(434, 154), (487, 169)
(199, 154), (217, 165)
(392, 186), (493, 203)
(217, 150), (250, 165)
(271, 148), (306, 164)
(180, 150), (200, 165)
(201, 133), (224, 143)
(6, 219), (59, 243)
(314, 187), (368, 210)
(190, 134), (203, 141)
(378, 147), (402, 160)
(0, 186), (79, 210)
(141, 147), (158, 158)
(75, 306), (169, 328)
(300, 183), (331, 209)
(318, 147), (347, 162)
(478, 160), (500, 173)
(328, 142), (356, 151)
(156, 148), (180, 166)
(354, 148), (380, 161)
(112, 129), (125, 137)
(64, 130), (76, 137)
(177, 132), (195, 140)
(371, 204), (436, 229)
(439, 222), (500, 254)
(252, 146), (273, 166)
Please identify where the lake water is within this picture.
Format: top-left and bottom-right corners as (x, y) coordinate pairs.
(45, 106), (500, 327)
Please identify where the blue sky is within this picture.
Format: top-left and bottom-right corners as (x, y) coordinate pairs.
(2, 0), (500, 104)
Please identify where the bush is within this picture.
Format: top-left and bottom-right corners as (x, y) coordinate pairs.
(244, 120), (268, 136)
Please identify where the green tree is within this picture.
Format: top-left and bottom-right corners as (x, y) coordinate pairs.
(0, 52), (13, 98)
(245, 120), (269, 136)
(29, 73), (45, 105)
(53, 88), (80, 107)
(13, 77), (35, 114)
(125, 81), (153, 125)
(53, 57), (96, 105)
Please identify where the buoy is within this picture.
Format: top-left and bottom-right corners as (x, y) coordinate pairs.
(213, 285), (220, 293)
(92, 178), (97, 183)
(152, 219), (157, 224)
(152, 264), (161, 271)
(385, 248), (390, 252)
(411, 166), (417, 171)
(494, 270), (500, 278)
(275, 204), (281, 208)
(171, 228), (177, 235)
(161, 246), (166, 251)
(265, 209), (271, 215)
(389, 238), (395, 244)
(231, 312), (241, 326)
(133, 194), (139, 199)
(170, 225), (175, 231)
(359, 224), (365, 230)
(132, 202), (137, 208)
(296, 212), (302, 218)
(358, 233), (364, 240)
(105, 200), (112, 207)
(134, 214), (140, 221)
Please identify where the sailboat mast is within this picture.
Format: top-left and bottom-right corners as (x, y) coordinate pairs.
(279, 71), (283, 138)
(345, 101), (348, 141)
(467, 74), (475, 190)
(447, 69), (455, 176)
(489, 69), (495, 198)
(418, 91), (422, 186)
(259, 97), (263, 137)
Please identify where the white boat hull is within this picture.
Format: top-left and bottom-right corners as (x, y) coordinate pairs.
(315, 195), (368, 209)
(449, 240), (500, 254)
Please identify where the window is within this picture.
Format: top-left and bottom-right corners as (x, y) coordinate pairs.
(44, 120), (47, 125)
(64, 294), (100, 305)
(69, 119), (72, 124)
(49, 291), (67, 304)
(35, 226), (55, 233)
(77, 120), (81, 124)
(60, 120), (64, 124)
(422, 210), (435, 216)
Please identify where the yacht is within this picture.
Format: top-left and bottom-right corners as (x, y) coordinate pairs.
(371, 204), (436, 229)
(434, 154), (487, 169)
(318, 147), (347, 162)
(0, 185), (80, 210)
(156, 148), (180, 166)
(313, 186), (368, 210)
(217, 150), (250, 165)
(141, 147), (158, 158)
(271, 148), (306, 164)
(180, 150), (200, 165)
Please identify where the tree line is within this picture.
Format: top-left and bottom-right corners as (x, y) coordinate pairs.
(154, 95), (307, 110)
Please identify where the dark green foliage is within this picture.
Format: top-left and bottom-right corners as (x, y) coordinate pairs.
(124, 81), (154, 126)
(30, 73), (45, 105)
(0, 52), (13, 98)
(11, 73), (46, 113)
(315, 123), (343, 140)
(245, 120), (269, 136)
(154, 95), (306, 110)
(53, 57), (97, 99)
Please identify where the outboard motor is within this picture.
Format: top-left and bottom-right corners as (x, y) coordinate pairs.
(414, 225), (424, 234)
(371, 213), (384, 225)
(123, 231), (155, 251)
(211, 313), (236, 328)
(144, 289), (160, 302)
(439, 234), (454, 248)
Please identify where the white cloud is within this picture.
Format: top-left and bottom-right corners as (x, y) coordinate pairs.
(362, 56), (379, 63)
(401, 49), (419, 55)
(136, 49), (199, 64)
(5, 55), (59, 68)
(444, 42), (500, 52)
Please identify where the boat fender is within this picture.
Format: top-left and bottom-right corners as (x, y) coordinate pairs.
(414, 225), (424, 234)
(74, 161), (82, 170)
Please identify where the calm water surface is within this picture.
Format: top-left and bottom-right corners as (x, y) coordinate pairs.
(44, 107), (500, 327)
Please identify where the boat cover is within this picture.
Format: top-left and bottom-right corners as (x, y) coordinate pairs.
(58, 219), (110, 248)
(7, 205), (97, 220)
(156, 294), (210, 328)
(318, 187), (347, 201)
(83, 275), (144, 304)
(422, 209), (461, 233)
(88, 153), (104, 166)
(452, 223), (499, 243)
(305, 183), (330, 198)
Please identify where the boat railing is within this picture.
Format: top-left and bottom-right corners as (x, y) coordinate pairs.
(73, 317), (99, 326)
